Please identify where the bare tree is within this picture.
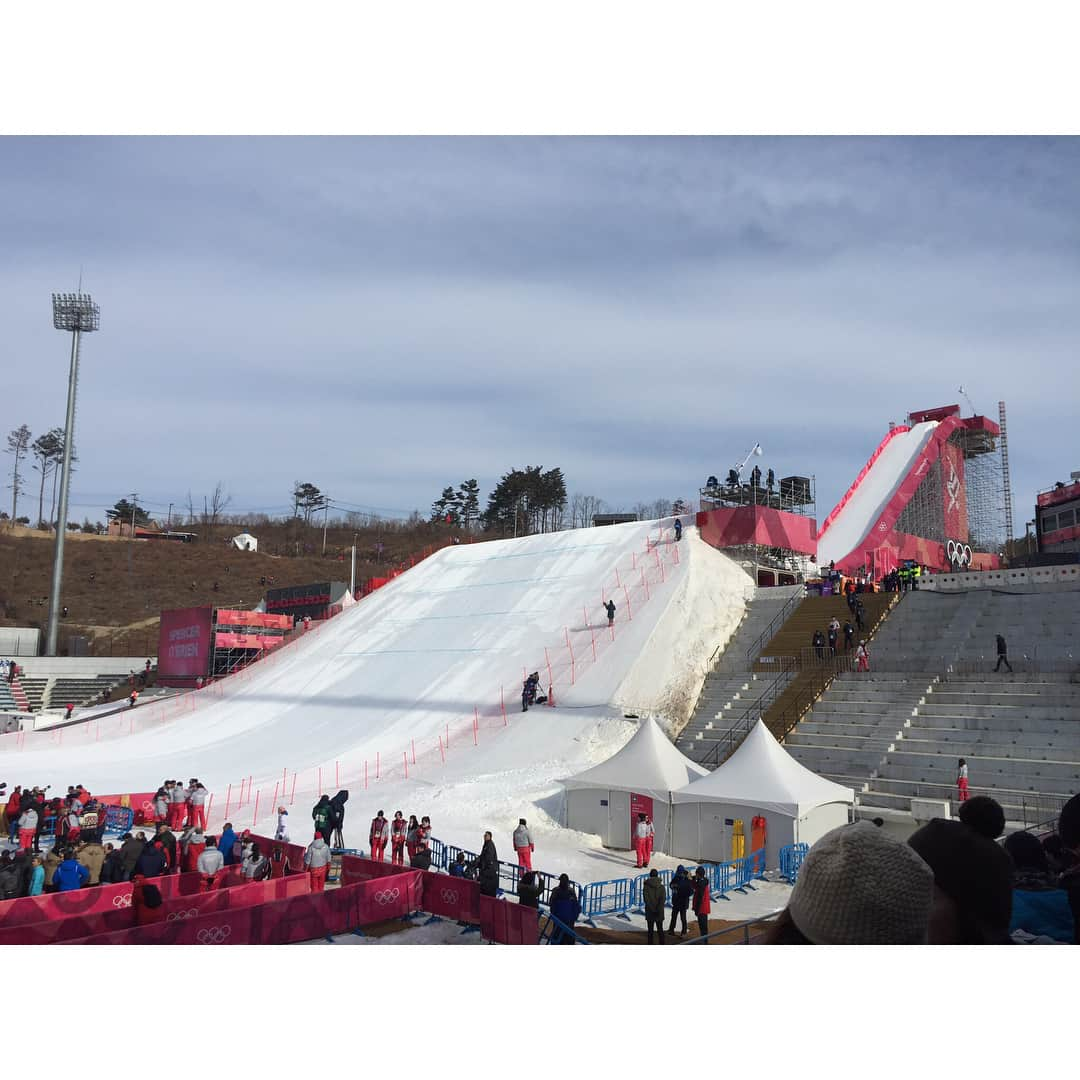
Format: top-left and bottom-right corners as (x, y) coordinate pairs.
(569, 492), (606, 529)
(208, 481), (231, 541)
(6, 424), (31, 522)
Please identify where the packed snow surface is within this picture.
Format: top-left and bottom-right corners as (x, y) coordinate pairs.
(3, 521), (754, 886)
(817, 420), (937, 567)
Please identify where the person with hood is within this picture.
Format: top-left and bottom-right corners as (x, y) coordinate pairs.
(1004, 830), (1074, 943)
(268, 844), (288, 880)
(100, 844), (125, 885)
(218, 823), (239, 865)
(134, 840), (169, 880)
(304, 832), (332, 892)
(75, 840), (105, 886)
(53, 850), (90, 892)
(0, 852), (21, 900)
(390, 811), (408, 865)
(369, 811), (390, 862)
(518, 871), (542, 909)
(132, 879), (165, 926)
(512, 818), (535, 871)
(312, 795), (332, 842)
(242, 842), (270, 882)
(327, 790), (349, 849)
(691, 867), (712, 941)
(405, 815), (420, 860)
(468, 831), (500, 897)
(668, 866), (694, 937)
(548, 874), (581, 943)
(182, 828), (207, 873)
(642, 868), (667, 944)
(119, 832), (146, 881)
(604, 599), (616, 627)
(197, 836), (226, 889)
(907, 818), (1013, 944)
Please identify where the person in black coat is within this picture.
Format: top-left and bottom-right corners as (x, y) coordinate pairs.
(468, 832), (500, 897)
(518, 871), (542, 909)
(153, 824), (178, 872)
(133, 840), (169, 879)
(327, 790), (349, 849)
(100, 844), (125, 885)
(119, 833), (145, 880)
(667, 866), (694, 937)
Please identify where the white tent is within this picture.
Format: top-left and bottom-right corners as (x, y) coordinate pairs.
(231, 532), (258, 552)
(671, 719), (854, 867)
(561, 718), (708, 851)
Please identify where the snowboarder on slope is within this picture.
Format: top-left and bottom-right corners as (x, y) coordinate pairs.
(673, 518), (682, 542)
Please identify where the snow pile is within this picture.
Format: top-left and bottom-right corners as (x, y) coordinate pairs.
(3, 520), (754, 886)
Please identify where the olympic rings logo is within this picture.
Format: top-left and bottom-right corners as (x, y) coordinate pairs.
(196, 925), (232, 944)
(167, 909), (199, 921)
(946, 540), (973, 568)
(113, 894), (133, 908)
(440, 889), (460, 905)
(374, 887), (402, 905)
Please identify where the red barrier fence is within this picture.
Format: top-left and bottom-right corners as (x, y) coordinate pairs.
(0, 875), (309, 945)
(479, 894), (539, 945)
(248, 833), (307, 873)
(419, 870), (481, 924)
(0, 865), (246, 929)
(339, 853), (411, 886)
(58, 870), (423, 945)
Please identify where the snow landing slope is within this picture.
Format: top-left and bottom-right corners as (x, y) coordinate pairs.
(5, 521), (752, 850)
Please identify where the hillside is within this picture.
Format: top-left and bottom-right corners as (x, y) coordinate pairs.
(0, 519), (463, 655)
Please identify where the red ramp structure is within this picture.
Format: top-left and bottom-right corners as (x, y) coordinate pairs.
(817, 405), (1007, 576)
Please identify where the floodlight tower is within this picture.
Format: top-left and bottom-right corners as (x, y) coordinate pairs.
(46, 291), (100, 656)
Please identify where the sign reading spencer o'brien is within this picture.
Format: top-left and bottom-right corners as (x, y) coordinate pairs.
(157, 607), (213, 682)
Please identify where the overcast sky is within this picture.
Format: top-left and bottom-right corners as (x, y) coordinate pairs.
(1, 137), (1076, 532)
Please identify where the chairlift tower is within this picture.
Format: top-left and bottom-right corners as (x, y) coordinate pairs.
(46, 291), (100, 656)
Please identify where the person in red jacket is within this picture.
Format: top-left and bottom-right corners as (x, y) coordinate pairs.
(369, 811), (389, 862)
(692, 867), (712, 942)
(269, 844), (288, 879)
(633, 814), (650, 868)
(644, 815), (655, 863)
(390, 811), (407, 866)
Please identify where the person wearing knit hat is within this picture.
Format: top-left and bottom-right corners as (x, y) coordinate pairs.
(777, 821), (934, 944)
(908, 818), (1013, 944)
(957, 795), (1005, 840)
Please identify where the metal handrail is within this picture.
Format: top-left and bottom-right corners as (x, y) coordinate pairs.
(745, 588), (805, 667)
(678, 908), (785, 945)
(699, 661), (797, 768)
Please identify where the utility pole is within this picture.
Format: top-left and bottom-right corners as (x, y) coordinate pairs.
(167, 502), (173, 530)
(322, 498), (331, 556)
(129, 492), (138, 540)
(46, 290), (100, 656)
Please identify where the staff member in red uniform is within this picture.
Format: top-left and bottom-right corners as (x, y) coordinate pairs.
(390, 811), (407, 866)
(513, 818), (535, 872)
(369, 810), (390, 861)
(633, 813), (650, 868)
(692, 867), (712, 941)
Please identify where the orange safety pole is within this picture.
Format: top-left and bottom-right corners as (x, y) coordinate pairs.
(252, 789), (260, 828)
(623, 585), (632, 621)
(473, 707), (479, 745)
(224, 784), (232, 821)
(272, 781), (279, 811)
(290, 773), (297, 805)
(439, 735), (445, 763)
(590, 626), (597, 661)
(500, 686), (507, 726)
(206, 792), (214, 826)
(403, 751), (409, 779)
(411, 738), (416, 765)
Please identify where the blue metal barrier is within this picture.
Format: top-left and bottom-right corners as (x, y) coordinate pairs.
(428, 837), (447, 870)
(631, 868), (673, 911)
(711, 860), (739, 900)
(103, 806), (135, 835)
(779, 843), (809, 884)
(579, 877), (634, 925)
(539, 911), (590, 944)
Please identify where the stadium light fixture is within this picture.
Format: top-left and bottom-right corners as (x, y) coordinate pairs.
(45, 291), (100, 656)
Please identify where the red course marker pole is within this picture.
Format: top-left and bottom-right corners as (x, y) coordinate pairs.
(252, 789), (260, 829)
(439, 735), (445, 763)
(290, 773), (297, 805)
(224, 784), (232, 822)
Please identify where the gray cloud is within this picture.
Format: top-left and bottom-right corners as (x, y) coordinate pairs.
(1, 137), (1076, 529)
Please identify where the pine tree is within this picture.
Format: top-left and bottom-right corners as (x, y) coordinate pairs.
(6, 424), (31, 522)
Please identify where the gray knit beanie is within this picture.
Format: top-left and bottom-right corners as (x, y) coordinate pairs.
(788, 821), (934, 944)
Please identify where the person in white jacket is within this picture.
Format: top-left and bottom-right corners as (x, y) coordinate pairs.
(512, 818), (535, 872)
(242, 843), (270, 881)
(17, 807), (38, 851)
(634, 814), (650, 868)
(188, 781), (208, 830)
(153, 790), (169, 825)
(197, 839), (225, 890)
(275, 806), (290, 842)
(169, 781), (188, 830)
(304, 833), (332, 892)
